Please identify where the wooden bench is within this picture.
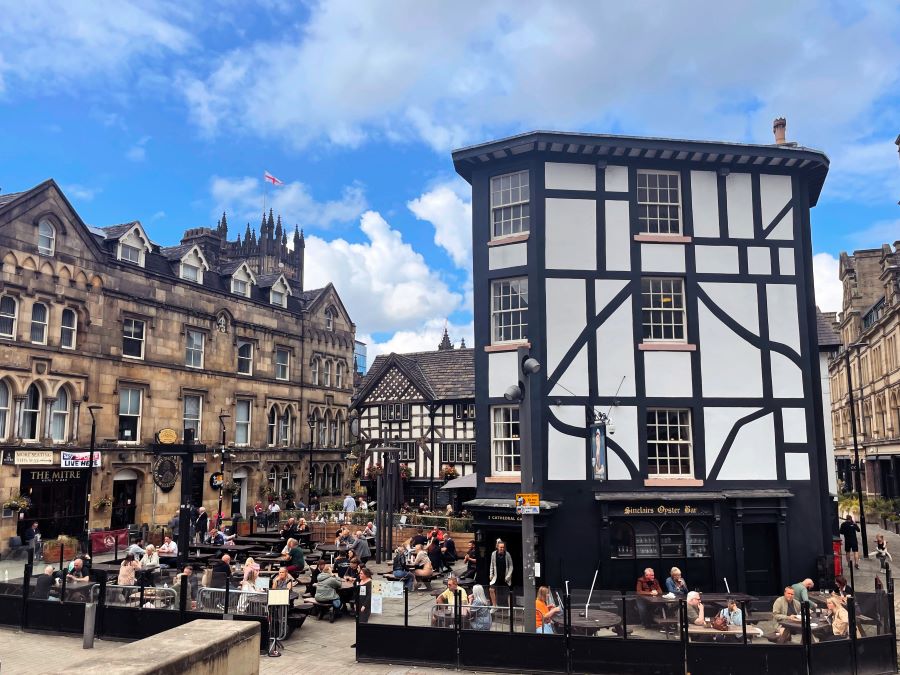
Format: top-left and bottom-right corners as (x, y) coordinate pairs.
(311, 599), (334, 620)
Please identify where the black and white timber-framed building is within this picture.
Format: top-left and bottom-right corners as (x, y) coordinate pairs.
(452, 124), (834, 595)
(351, 334), (475, 509)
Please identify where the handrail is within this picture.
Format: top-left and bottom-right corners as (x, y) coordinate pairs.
(196, 586), (268, 616)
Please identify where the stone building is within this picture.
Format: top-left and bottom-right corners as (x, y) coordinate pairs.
(0, 180), (354, 551)
(829, 243), (900, 497)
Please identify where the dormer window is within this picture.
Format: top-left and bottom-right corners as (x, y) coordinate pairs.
(38, 220), (56, 256)
(120, 243), (142, 264)
(178, 246), (209, 283)
(325, 309), (334, 331)
(268, 274), (291, 308)
(181, 263), (200, 282)
(115, 224), (152, 267)
(271, 289), (286, 307)
(233, 279), (248, 295)
(230, 262), (256, 297)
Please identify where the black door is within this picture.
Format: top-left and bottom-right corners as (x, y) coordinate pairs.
(111, 480), (137, 529)
(743, 524), (780, 595)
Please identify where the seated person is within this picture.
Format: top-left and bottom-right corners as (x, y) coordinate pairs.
(117, 554), (141, 586)
(240, 567), (261, 592)
(210, 554), (232, 588)
(343, 559), (361, 582)
(686, 591), (705, 626)
(310, 558), (328, 586)
(390, 545), (415, 591)
(208, 527), (225, 546)
(349, 531), (371, 564)
(718, 597), (743, 626)
(140, 544), (160, 568)
(280, 517), (298, 543)
(158, 536), (178, 559)
(436, 576), (469, 605)
(280, 538), (306, 576)
(67, 553), (92, 575)
(173, 565), (198, 603)
(271, 566), (297, 591)
(535, 586), (561, 634)
(769, 586), (801, 644)
(665, 566), (688, 597)
(362, 521), (376, 538)
(459, 542), (478, 580)
(834, 574), (853, 598)
(242, 557), (261, 583)
(410, 527), (428, 548)
(66, 558), (87, 581)
(313, 565), (344, 622)
(441, 535), (458, 570)
(469, 584), (492, 631)
(126, 538), (146, 560)
(33, 565), (57, 600)
(823, 596), (852, 640)
(296, 518), (310, 534)
(635, 567), (663, 628)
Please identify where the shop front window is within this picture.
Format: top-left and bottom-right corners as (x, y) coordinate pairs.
(634, 521), (659, 558)
(610, 522), (635, 559)
(686, 521), (710, 558)
(659, 522), (685, 557)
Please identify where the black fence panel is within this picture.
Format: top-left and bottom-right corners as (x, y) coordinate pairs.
(357, 624), (456, 667)
(0, 595), (22, 626)
(569, 636), (682, 675)
(101, 606), (182, 640)
(809, 639), (854, 675)
(688, 643), (805, 675)
(26, 598), (85, 634)
(856, 635), (896, 675)
(460, 631), (566, 673)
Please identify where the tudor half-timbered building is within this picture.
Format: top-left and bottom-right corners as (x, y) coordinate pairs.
(352, 334), (474, 508)
(453, 122), (834, 594)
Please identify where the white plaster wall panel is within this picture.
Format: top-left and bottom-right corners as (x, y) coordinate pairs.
(784, 453), (811, 480)
(725, 173), (754, 239)
(605, 201), (631, 271)
(644, 352), (692, 397)
(695, 245), (739, 274)
(488, 242), (527, 270)
(782, 407), (807, 443)
(607, 405), (638, 480)
(488, 351), (518, 398)
(766, 210), (794, 240)
(760, 174), (793, 227)
(704, 407), (759, 477)
(698, 302), (763, 397)
(547, 425), (586, 480)
(771, 352), (805, 398)
(545, 162), (596, 191)
(641, 244), (685, 273)
(779, 248), (795, 276)
(766, 284), (801, 353)
(717, 413), (777, 480)
(690, 170), (720, 238)
(596, 279), (628, 310)
(605, 165), (629, 192)
(747, 247), (771, 275)
(546, 278), (585, 374)
(546, 198), (596, 270)
(699, 282), (759, 335)
(549, 345), (588, 398)
(820, 352), (838, 494)
(597, 299), (636, 396)
(550, 404), (587, 428)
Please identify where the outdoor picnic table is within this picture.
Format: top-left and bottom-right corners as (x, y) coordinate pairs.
(553, 609), (620, 636)
(689, 623), (764, 640)
(316, 543), (348, 563)
(190, 543), (257, 554)
(432, 603), (470, 628)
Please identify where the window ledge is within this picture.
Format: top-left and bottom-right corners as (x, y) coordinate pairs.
(639, 343), (696, 352)
(488, 233), (530, 247)
(484, 341), (530, 353)
(634, 234), (692, 243)
(485, 475), (521, 484)
(644, 478), (704, 487)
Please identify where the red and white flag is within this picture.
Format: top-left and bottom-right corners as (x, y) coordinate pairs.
(264, 171), (284, 186)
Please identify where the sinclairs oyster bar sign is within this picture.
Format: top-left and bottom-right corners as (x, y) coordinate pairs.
(613, 503), (713, 517)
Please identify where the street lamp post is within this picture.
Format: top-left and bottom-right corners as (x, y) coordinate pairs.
(216, 414), (231, 528)
(85, 405), (102, 543)
(306, 414), (316, 507)
(844, 344), (869, 558)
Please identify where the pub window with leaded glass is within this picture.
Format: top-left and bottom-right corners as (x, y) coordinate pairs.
(641, 278), (685, 342)
(380, 403), (410, 422)
(490, 170), (530, 239)
(441, 442), (474, 464)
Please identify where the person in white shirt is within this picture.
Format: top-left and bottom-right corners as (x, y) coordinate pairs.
(343, 494), (357, 512)
(363, 522), (376, 538)
(267, 501), (281, 527)
(158, 536), (178, 558)
(358, 497), (368, 511)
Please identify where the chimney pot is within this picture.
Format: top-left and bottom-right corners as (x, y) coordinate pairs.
(773, 117), (787, 145)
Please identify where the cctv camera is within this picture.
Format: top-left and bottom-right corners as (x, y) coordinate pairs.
(607, 425), (616, 435)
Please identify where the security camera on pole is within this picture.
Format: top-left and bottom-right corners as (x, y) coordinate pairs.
(504, 347), (541, 634)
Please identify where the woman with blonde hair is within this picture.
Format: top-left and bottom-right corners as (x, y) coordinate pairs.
(535, 586), (561, 634)
(243, 556), (261, 583)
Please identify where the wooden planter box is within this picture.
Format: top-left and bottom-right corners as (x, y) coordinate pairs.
(43, 541), (77, 560)
(237, 521), (251, 536)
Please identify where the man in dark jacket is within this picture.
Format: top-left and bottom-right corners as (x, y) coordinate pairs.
(839, 514), (861, 570)
(194, 507), (208, 544)
(33, 565), (56, 600)
(441, 534), (458, 572)
(635, 567), (663, 628)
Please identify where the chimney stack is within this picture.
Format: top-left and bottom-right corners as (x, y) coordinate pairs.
(773, 117), (787, 145)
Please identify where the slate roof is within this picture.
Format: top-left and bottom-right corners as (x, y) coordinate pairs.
(159, 244), (193, 261)
(357, 348), (474, 403)
(816, 307), (842, 348)
(100, 222), (141, 239)
(0, 192), (24, 208)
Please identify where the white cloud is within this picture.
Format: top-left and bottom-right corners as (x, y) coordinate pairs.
(848, 218), (900, 249)
(304, 211), (463, 335)
(126, 136), (151, 162)
(62, 184), (100, 202)
(812, 252), (842, 313)
(407, 180), (472, 269)
(0, 2), (190, 96)
(362, 318), (474, 360)
(209, 176), (367, 231)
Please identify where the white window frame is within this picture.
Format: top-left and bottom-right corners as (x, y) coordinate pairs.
(455, 403), (475, 420)
(118, 243), (143, 265)
(38, 220), (56, 256)
(235, 399), (252, 446)
(21, 385), (41, 441)
(0, 380), (9, 441)
(0, 295), (17, 340)
(185, 329), (205, 369)
(267, 408), (278, 447)
(237, 340), (254, 375)
(490, 170), (530, 239)
(50, 389), (70, 443)
(183, 394), (202, 440)
(279, 410), (292, 446)
(379, 403), (410, 422)
(122, 318), (146, 359)
(30, 302), (48, 345)
(641, 278), (686, 343)
(118, 387), (142, 443)
(275, 348), (290, 381)
(637, 170), (682, 235)
(181, 262), (200, 282)
(60, 308), (77, 349)
(646, 408), (694, 478)
(491, 278), (528, 344)
(491, 405), (520, 475)
(270, 289), (286, 307)
(441, 441), (475, 464)
(324, 361), (332, 387)
(325, 309), (334, 331)
(335, 362), (344, 389)
(311, 358), (320, 386)
(232, 278), (249, 297)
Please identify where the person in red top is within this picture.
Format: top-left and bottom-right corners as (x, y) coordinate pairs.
(635, 567), (663, 628)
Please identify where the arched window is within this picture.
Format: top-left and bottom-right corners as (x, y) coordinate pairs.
(609, 522), (635, 559)
(633, 521), (659, 558)
(325, 309), (334, 331)
(336, 413), (344, 446)
(322, 465), (332, 493)
(334, 466), (343, 493)
(335, 362), (344, 389)
(323, 410), (332, 447)
(0, 296), (18, 339)
(279, 410), (292, 445)
(311, 464), (320, 491)
(60, 308), (77, 349)
(21, 384), (40, 441)
(30, 303), (48, 344)
(324, 360), (332, 387)
(0, 380), (9, 440)
(317, 412), (327, 447)
(311, 358), (320, 386)
(38, 220), (56, 256)
(50, 388), (70, 442)
(659, 522), (685, 557)
(267, 408), (277, 446)
(685, 522), (711, 558)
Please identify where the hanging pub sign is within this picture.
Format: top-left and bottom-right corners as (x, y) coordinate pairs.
(14, 450), (53, 465)
(61, 451), (101, 468)
(589, 423), (607, 481)
(157, 428), (178, 445)
(209, 472), (224, 489)
(152, 456), (179, 492)
(1, 449), (14, 465)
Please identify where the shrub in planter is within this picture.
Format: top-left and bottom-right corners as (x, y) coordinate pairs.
(43, 536), (78, 561)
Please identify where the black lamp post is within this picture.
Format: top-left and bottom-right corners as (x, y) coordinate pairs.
(85, 405), (103, 542)
(844, 342), (869, 558)
(306, 414), (316, 506)
(215, 413), (231, 527)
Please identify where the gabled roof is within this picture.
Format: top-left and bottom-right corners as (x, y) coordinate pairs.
(0, 192), (25, 208)
(160, 243), (193, 260)
(100, 222), (141, 239)
(816, 307), (841, 348)
(257, 272), (291, 289)
(353, 348), (475, 407)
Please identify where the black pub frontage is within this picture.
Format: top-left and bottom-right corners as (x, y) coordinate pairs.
(18, 466), (90, 541)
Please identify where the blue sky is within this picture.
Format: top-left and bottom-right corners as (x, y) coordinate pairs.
(1, 1), (899, 355)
